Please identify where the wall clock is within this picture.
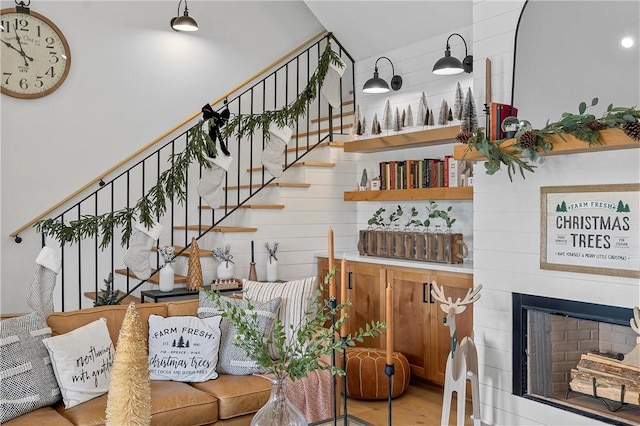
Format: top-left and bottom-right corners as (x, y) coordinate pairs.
(1, 3), (71, 99)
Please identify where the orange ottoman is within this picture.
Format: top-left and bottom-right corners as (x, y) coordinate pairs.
(344, 347), (410, 400)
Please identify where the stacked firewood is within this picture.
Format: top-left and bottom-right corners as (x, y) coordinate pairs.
(570, 352), (640, 405)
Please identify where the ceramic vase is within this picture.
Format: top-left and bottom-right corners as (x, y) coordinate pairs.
(217, 262), (234, 280)
(250, 377), (306, 426)
(159, 263), (175, 292)
(266, 258), (278, 282)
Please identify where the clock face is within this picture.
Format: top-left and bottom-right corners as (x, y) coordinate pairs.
(1, 9), (71, 99)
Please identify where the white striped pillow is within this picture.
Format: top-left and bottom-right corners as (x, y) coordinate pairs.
(242, 277), (318, 359)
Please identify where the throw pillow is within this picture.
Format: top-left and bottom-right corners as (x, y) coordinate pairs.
(147, 314), (222, 382)
(198, 293), (281, 375)
(0, 312), (61, 423)
(41, 317), (115, 409)
(242, 277), (318, 359)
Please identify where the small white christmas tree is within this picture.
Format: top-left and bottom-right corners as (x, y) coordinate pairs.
(406, 104), (414, 127)
(382, 98), (392, 130)
(438, 100), (449, 125)
(454, 82), (464, 120)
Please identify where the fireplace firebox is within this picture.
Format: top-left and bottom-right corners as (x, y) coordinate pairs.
(512, 293), (639, 425)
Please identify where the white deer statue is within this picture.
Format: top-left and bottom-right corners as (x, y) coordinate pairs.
(431, 282), (482, 426)
(622, 306), (640, 367)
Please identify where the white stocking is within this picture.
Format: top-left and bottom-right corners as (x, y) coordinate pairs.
(261, 123), (292, 178)
(123, 221), (163, 280)
(320, 56), (346, 108)
(26, 246), (61, 315)
(197, 154), (233, 208)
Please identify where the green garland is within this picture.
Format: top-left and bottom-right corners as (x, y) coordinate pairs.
(36, 44), (343, 248)
(461, 98), (640, 181)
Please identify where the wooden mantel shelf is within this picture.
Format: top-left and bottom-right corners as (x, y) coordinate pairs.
(344, 126), (460, 153)
(344, 186), (472, 202)
(453, 128), (637, 161)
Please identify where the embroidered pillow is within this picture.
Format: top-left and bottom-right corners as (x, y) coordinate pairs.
(198, 293), (281, 375)
(0, 312), (61, 423)
(148, 314), (222, 382)
(42, 318), (115, 409)
(242, 277), (318, 359)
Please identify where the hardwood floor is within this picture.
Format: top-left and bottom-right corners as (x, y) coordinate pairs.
(341, 381), (474, 426)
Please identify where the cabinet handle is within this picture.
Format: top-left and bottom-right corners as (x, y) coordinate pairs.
(423, 282), (429, 304)
(348, 272), (352, 290)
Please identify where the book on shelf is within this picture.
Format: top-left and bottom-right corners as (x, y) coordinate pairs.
(373, 157), (473, 190)
(489, 102), (519, 141)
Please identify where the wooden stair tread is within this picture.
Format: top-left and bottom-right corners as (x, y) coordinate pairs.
(311, 110), (355, 124)
(292, 123), (352, 139)
(225, 182), (310, 190)
(173, 225), (258, 233)
(285, 141), (344, 153)
(84, 290), (141, 304)
(247, 161), (335, 172)
(114, 269), (188, 284)
(200, 204), (285, 210)
(152, 246), (213, 257)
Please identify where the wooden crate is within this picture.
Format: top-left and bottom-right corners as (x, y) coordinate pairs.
(358, 230), (465, 264)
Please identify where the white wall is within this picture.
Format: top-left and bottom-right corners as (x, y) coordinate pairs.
(472, 1), (640, 425)
(0, 0), (324, 313)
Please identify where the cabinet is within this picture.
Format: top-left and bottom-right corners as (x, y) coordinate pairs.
(317, 257), (473, 385)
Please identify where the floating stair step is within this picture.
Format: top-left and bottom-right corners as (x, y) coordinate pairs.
(200, 204), (285, 210)
(225, 182), (310, 190)
(114, 268), (188, 284)
(286, 141), (344, 153)
(246, 162), (334, 172)
(84, 290), (141, 305)
(291, 123), (352, 139)
(173, 225), (258, 233)
(152, 246), (213, 257)
(311, 110), (355, 124)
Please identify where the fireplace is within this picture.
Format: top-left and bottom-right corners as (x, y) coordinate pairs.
(512, 293), (639, 425)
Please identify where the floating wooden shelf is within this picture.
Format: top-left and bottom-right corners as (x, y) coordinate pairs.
(344, 126), (460, 153)
(453, 128), (637, 161)
(344, 186), (472, 202)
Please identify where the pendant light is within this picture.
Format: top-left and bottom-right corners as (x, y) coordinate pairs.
(362, 56), (403, 94)
(433, 33), (473, 75)
(171, 0), (198, 32)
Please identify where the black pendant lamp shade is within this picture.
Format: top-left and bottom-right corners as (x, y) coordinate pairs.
(363, 56), (403, 94)
(171, 0), (198, 32)
(433, 33), (473, 75)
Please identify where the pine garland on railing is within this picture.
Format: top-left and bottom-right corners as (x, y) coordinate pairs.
(458, 98), (640, 181)
(36, 42), (342, 248)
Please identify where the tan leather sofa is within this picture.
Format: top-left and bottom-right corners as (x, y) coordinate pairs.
(5, 300), (278, 426)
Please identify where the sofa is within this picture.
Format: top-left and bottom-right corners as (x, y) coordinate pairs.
(2, 296), (333, 426)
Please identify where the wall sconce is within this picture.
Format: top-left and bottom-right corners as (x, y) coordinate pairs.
(362, 56), (403, 94)
(171, 0), (198, 32)
(433, 33), (473, 75)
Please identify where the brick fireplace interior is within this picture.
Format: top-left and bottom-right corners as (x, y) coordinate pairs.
(513, 293), (639, 425)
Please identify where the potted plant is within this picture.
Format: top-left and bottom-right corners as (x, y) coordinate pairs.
(265, 242), (279, 282)
(213, 245), (235, 280)
(203, 270), (386, 425)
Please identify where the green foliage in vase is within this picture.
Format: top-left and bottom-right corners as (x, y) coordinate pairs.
(405, 206), (421, 228)
(367, 207), (386, 228)
(203, 269), (386, 381)
(461, 98), (640, 181)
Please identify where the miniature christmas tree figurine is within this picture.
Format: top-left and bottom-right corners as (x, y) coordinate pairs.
(438, 100), (449, 125)
(95, 273), (119, 306)
(360, 169), (368, 189)
(187, 237), (204, 290)
(382, 98), (392, 130)
(461, 87), (478, 132)
(454, 82), (464, 120)
(106, 303), (151, 426)
(406, 104), (414, 127)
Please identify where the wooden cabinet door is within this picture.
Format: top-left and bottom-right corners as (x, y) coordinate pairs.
(347, 261), (384, 348)
(386, 267), (434, 381)
(429, 271), (474, 385)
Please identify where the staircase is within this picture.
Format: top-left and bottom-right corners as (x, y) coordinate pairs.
(32, 33), (358, 311)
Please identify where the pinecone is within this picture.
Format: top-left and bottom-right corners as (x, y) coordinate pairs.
(518, 131), (538, 149)
(456, 130), (473, 144)
(585, 120), (606, 131)
(622, 120), (640, 141)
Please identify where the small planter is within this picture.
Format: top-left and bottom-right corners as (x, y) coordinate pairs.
(358, 229), (465, 264)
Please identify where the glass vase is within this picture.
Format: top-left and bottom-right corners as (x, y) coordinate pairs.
(251, 377), (307, 426)
(159, 262), (175, 292)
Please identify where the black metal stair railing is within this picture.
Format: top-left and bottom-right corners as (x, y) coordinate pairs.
(41, 33), (355, 311)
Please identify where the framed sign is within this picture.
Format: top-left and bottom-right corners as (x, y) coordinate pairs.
(541, 184), (640, 278)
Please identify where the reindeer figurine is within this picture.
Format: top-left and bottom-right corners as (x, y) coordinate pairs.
(431, 282), (482, 426)
(622, 306), (640, 367)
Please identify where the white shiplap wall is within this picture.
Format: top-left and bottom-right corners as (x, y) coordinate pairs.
(472, 1), (640, 425)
